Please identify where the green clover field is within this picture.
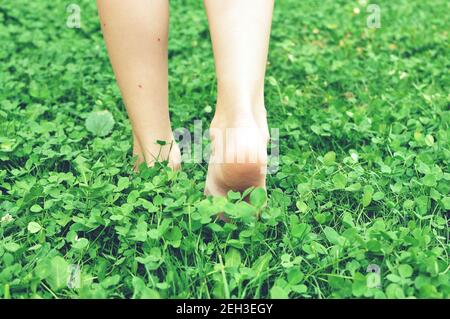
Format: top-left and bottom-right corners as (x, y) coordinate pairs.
(0, 0), (448, 298)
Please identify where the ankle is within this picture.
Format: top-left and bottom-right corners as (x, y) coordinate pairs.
(212, 102), (269, 144)
(211, 111), (257, 132)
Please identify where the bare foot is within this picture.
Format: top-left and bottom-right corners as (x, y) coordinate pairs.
(132, 132), (181, 172)
(205, 107), (269, 197)
(132, 132), (145, 171)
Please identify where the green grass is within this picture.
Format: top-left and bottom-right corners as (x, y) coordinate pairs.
(0, 0), (449, 299)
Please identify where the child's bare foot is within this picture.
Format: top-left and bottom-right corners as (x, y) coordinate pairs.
(205, 105), (269, 197)
(132, 133), (145, 170)
(132, 132), (181, 171)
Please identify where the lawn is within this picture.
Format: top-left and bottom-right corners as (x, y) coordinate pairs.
(0, 0), (448, 299)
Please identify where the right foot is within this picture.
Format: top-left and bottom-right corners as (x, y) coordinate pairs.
(205, 107), (269, 197)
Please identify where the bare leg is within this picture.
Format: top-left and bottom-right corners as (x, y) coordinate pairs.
(96, 0), (180, 170)
(203, 0), (274, 196)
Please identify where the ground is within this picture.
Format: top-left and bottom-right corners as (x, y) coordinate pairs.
(0, 0), (449, 298)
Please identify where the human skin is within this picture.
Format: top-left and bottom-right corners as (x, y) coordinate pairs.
(96, 0), (274, 195)
(96, 0), (181, 170)
(203, 0), (273, 196)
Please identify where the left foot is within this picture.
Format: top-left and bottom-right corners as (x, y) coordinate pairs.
(132, 133), (145, 171)
(132, 132), (181, 171)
